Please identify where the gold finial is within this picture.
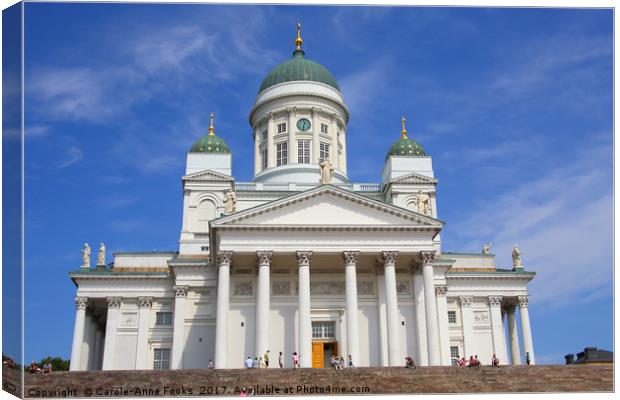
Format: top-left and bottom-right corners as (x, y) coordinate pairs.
(295, 22), (303, 51)
(401, 115), (408, 138)
(209, 112), (215, 136)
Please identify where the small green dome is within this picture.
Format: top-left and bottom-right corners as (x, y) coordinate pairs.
(386, 116), (426, 158)
(258, 50), (340, 93)
(190, 134), (230, 154)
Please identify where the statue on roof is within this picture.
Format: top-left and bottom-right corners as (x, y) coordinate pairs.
(97, 243), (106, 266)
(414, 190), (431, 216)
(319, 159), (334, 184)
(224, 189), (237, 213)
(482, 243), (491, 255)
(81, 243), (91, 268)
(512, 245), (522, 267)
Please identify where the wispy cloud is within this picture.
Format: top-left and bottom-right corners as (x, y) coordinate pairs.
(107, 218), (148, 232)
(57, 145), (84, 169)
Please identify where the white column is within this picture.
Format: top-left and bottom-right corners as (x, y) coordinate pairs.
(330, 115), (339, 168)
(296, 251), (313, 368)
(376, 273), (389, 366)
(214, 251), (233, 368)
(489, 296), (508, 365)
(253, 126), (261, 175)
(421, 251), (440, 366)
(518, 295), (535, 365)
(381, 251), (400, 366)
(413, 269), (428, 366)
(102, 297), (121, 370)
(135, 296), (153, 369)
(267, 113), (275, 168)
(92, 328), (102, 370)
(171, 286), (188, 369)
(311, 108), (320, 163)
(460, 296), (474, 359)
(435, 286), (450, 365)
(343, 251), (360, 366)
(70, 297), (88, 371)
(340, 128), (347, 175)
(507, 305), (521, 365)
(287, 108), (297, 164)
(255, 251), (272, 361)
(81, 314), (93, 370)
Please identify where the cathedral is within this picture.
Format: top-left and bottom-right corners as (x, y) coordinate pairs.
(68, 25), (536, 371)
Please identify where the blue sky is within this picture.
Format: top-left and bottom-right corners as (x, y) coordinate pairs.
(13, 4), (612, 364)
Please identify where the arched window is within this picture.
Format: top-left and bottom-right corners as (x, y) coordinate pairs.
(196, 200), (216, 232)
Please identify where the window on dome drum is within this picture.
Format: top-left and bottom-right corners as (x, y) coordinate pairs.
(277, 122), (287, 134)
(276, 142), (288, 166)
(448, 311), (457, 324)
(298, 140), (310, 164)
(155, 312), (173, 326)
(312, 321), (336, 339)
(262, 149), (268, 170)
(321, 123), (328, 134)
(319, 143), (330, 162)
(153, 348), (171, 370)
(450, 346), (460, 366)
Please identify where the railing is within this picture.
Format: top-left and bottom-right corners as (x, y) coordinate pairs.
(234, 182), (381, 192)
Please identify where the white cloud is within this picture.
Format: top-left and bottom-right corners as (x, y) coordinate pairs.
(57, 145), (84, 169)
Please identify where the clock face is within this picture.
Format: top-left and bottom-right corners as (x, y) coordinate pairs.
(297, 118), (311, 132)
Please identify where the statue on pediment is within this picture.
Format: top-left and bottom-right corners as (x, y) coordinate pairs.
(415, 190), (431, 216)
(224, 189), (237, 213)
(482, 243), (491, 255)
(97, 243), (106, 266)
(512, 245), (522, 267)
(81, 243), (91, 268)
(319, 160), (334, 184)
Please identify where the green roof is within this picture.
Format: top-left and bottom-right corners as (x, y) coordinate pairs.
(259, 50), (340, 93)
(387, 136), (426, 158)
(190, 134), (230, 154)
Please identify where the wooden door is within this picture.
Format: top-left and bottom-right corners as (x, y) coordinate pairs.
(312, 342), (324, 368)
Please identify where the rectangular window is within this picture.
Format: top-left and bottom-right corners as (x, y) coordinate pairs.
(450, 346), (460, 366)
(298, 140), (310, 164)
(262, 148), (268, 170)
(155, 312), (173, 326)
(153, 348), (171, 370)
(277, 122), (287, 134)
(276, 142), (288, 166)
(311, 321), (335, 339)
(319, 143), (330, 162)
(321, 123), (328, 134)
(448, 311), (457, 324)
(201, 246), (208, 252)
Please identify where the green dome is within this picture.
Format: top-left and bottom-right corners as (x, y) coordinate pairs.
(258, 50), (340, 93)
(190, 134), (230, 154)
(387, 136), (426, 158)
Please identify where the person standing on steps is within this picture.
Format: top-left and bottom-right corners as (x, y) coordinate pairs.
(292, 352), (300, 368)
(278, 351), (283, 368)
(264, 350), (270, 368)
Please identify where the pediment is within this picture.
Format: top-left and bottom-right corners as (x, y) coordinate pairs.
(212, 185), (442, 229)
(182, 169), (233, 182)
(390, 172), (437, 185)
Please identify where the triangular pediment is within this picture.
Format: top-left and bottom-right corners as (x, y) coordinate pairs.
(212, 185), (442, 229)
(182, 169), (233, 182)
(390, 172), (438, 185)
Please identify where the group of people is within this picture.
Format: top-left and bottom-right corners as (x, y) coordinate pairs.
(404, 356), (416, 369)
(29, 361), (52, 374)
(330, 355), (353, 369)
(455, 354), (500, 368)
(244, 351), (289, 368)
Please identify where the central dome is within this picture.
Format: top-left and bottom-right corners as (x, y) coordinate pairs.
(258, 49), (340, 93)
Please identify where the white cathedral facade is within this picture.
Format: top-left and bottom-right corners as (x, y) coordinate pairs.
(68, 26), (536, 371)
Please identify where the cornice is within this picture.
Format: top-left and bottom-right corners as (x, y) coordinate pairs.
(216, 225), (441, 232)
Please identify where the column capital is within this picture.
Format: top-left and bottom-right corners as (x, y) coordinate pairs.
(517, 295), (529, 308)
(435, 285), (448, 296)
(488, 296), (502, 307)
(420, 250), (437, 265)
(256, 251), (273, 266)
(75, 297), (88, 310)
(217, 250), (233, 267)
(138, 296), (153, 308)
(174, 285), (189, 298)
(296, 250), (313, 267)
(285, 106), (297, 116)
(343, 251), (359, 265)
(381, 251), (398, 266)
(106, 297), (122, 309)
(459, 296), (473, 307)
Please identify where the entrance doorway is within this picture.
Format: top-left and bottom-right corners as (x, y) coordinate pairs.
(312, 341), (339, 368)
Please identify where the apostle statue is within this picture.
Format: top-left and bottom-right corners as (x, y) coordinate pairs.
(415, 190), (431, 216)
(81, 243), (91, 268)
(97, 243), (106, 266)
(512, 245), (522, 267)
(482, 243), (491, 255)
(319, 160), (334, 184)
(224, 189), (237, 213)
